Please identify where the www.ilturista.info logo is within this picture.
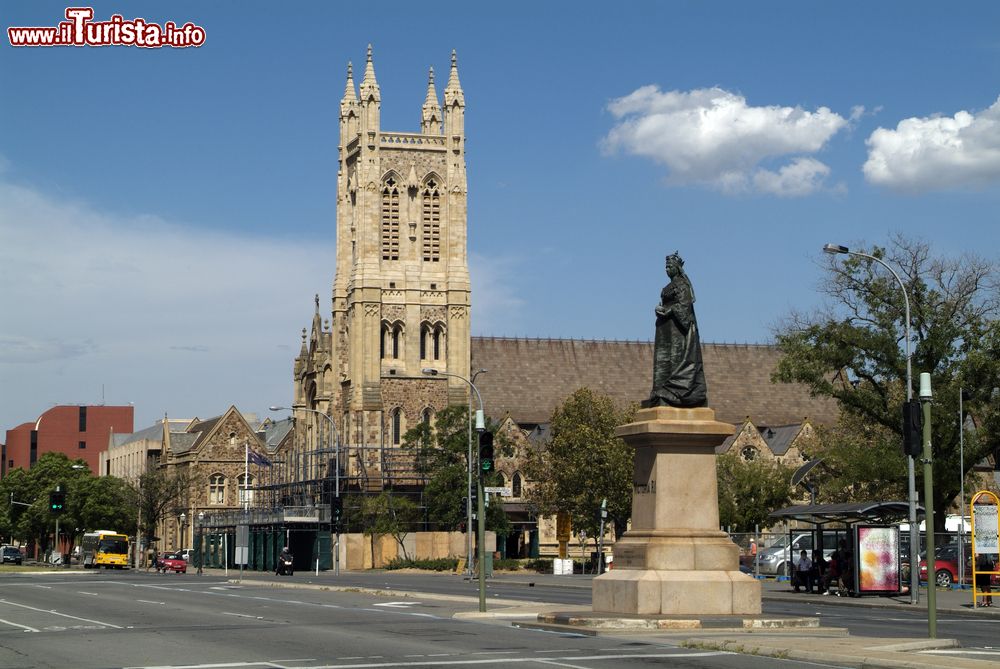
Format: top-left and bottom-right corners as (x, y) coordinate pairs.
(8, 7), (206, 48)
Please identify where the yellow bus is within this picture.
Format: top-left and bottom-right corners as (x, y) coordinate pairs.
(81, 531), (129, 569)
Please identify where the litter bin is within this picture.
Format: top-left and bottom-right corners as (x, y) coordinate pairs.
(483, 552), (493, 578)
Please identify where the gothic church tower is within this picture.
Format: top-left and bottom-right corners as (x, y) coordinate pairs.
(292, 47), (471, 488)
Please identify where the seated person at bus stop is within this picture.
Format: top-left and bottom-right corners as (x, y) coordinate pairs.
(793, 549), (813, 593)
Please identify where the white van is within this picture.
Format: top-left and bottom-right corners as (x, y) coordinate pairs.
(756, 532), (843, 576)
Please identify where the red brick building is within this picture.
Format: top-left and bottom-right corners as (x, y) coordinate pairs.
(2, 405), (134, 477)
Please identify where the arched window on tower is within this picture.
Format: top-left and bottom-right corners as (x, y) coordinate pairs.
(432, 324), (444, 361)
(512, 472), (523, 498)
(420, 323), (430, 360)
(392, 323), (402, 359)
(381, 177), (400, 260)
(390, 408), (402, 446)
(421, 179), (441, 262)
(380, 322), (388, 359)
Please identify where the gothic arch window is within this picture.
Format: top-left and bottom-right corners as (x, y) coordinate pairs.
(432, 324), (445, 361)
(422, 407), (433, 427)
(390, 408), (403, 446)
(381, 176), (400, 261)
(381, 321), (403, 360)
(420, 323), (430, 360)
(421, 178), (441, 262)
(741, 446), (758, 462)
(512, 472), (523, 498)
(238, 473), (255, 505)
(208, 473), (226, 505)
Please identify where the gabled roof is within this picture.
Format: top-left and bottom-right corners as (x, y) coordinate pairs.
(470, 338), (838, 427)
(760, 424), (806, 456)
(258, 418), (293, 452)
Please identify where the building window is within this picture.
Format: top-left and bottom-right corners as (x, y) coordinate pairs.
(432, 327), (442, 360)
(392, 325), (401, 359)
(421, 179), (441, 262)
(208, 474), (226, 505)
(79, 406), (88, 432)
(741, 446), (757, 462)
(30, 430), (37, 466)
(78, 441), (86, 450)
(391, 408), (402, 446)
(512, 472), (523, 498)
(238, 474), (255, 504)
(420, 323), (429, 359)
(381, 177), (400, 260)
(381, 322), (402, 360)
(422, 408), (433, 427)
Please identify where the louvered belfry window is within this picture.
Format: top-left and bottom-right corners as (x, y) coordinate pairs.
(381, 177), (400, 260)
(421, 179), (440, 262)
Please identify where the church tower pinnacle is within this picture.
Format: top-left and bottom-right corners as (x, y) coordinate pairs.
(420, 67), (441, 135)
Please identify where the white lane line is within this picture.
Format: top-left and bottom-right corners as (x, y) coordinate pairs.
(222, 612), (263, 620)
(0, 598), (122, 629)
(0, 617), (40, 633)
(136, 600), (164, 605)
(34, 585), (52, 589)
(128, 652), (732, 669)
(533, 649), (577, 654)
(78, 591), (100, 596)
(537, 661), (592, 669)
(923, 650), (1000, 656)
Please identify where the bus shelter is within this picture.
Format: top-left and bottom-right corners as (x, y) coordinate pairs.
(769, 501), (923, 595)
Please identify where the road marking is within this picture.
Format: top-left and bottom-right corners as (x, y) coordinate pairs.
(34, 585), (52, 589)
(223, 612), (264, 620)
(923, 649), (1000, 656)
(373, 602), (419, 609)
(78, 591), (100, 596)
(536, 660), (592, 669)
(129, 652), (731, 669)
(136, 600), (164, 605)
(0, 598), (122, 629)
(0, 617), (39, 633)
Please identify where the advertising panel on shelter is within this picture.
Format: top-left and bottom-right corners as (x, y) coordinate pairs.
(856, 525), (900, 594)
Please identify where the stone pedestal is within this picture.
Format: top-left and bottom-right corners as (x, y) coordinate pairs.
(592, 406), (761, 616)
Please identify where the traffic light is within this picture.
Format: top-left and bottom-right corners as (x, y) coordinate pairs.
(478, 431), (494, 473)
(49, 490), (66, 514)
(902, 400), (922, 457)
(332, 496), (343, 531)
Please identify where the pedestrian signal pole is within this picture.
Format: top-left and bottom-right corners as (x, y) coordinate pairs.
(477, 430), (494, 613)
(920, 373), (937, 638)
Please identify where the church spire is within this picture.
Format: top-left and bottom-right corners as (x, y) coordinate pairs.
(443, 49), (464, 106)
(421, 66), (441, 134)
(342, 61), (357, 103)
(359, 43), (380, 101)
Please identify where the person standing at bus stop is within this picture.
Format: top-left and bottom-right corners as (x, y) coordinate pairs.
(976, 552), (994, 607)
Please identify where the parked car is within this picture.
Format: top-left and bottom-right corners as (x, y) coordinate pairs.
(177, 548), (194, 562)
(919, 543), (971, 587)
(1, 546), (24, 565)
(158, 552), (187, 574)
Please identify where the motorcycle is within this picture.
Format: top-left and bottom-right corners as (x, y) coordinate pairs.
(276, 555), (294, 576)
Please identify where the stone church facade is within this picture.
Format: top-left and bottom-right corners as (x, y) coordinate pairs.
(289, 47), (470, 489)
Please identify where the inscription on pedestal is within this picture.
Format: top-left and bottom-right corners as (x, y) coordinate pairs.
(633, 480), (656, 494)
(614, 544), (646, 569)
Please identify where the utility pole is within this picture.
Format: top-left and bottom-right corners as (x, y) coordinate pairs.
(920, 372), (936, 638)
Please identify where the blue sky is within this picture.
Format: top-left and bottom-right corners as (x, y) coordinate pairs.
(2, 1), (1000, 431)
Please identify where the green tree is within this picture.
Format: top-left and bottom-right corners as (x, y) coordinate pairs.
(360, 491), (421, 561)
(524, 388), (635, 544)
(773, 235), (1000, 530)
(403, 404), (513, 539)
(134, 468), (190, 553)
(716, 452), (793, 532)
(76, 476), (138, 535)
(0, 453), (90, 554)
(806, 414), (908, 504)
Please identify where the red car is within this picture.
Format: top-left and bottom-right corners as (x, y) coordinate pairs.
(158, 553), (187, 574)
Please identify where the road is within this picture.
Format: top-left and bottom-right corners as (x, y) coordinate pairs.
(1, 571), (851, 669)
(256, 568), (1000, 651)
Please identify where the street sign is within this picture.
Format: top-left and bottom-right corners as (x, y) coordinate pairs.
(484, 486), (512, 496)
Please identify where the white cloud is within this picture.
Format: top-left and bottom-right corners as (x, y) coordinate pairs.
(0, 177), (335, 430)
(863, 96), (1000, 191)
(603, 85), (849, 196)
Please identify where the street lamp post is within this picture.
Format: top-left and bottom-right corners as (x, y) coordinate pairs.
(823, 243), (919, 605)
(422, 367), (487, 613)
(197, 511), (205, 575)
(270, 405), (341, 576)
(179, 512), (186, 552)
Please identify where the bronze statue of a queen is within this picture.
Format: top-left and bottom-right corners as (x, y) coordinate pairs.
(645, 252), (708, 408)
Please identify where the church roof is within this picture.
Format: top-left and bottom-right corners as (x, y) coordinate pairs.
(470, 337), (838, 428)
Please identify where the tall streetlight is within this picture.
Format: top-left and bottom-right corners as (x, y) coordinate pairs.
(270, 405), (341, 575)
(197, 511), (205, 575)
(824, 243), (919, 604)
(422, 367), (487, 611)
